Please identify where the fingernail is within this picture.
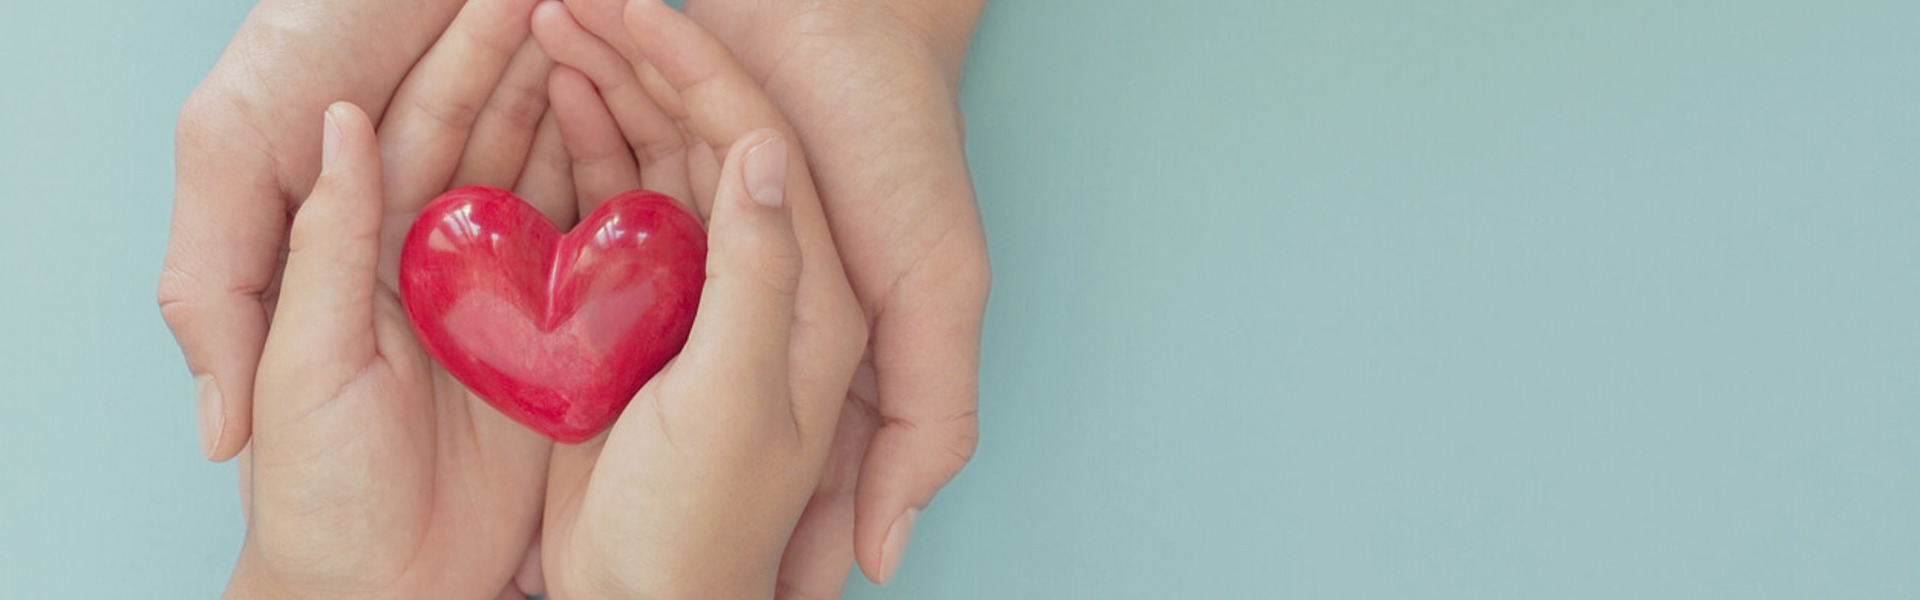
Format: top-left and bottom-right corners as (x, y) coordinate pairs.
(742, 135), (788, 208)
(194, 374), (224, 460)
(320, 106), (342, 175)
(877, 508), (919, 585)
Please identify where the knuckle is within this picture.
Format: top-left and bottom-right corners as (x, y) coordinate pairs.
(888, 224), (992, 312)
(960, 248), (992, 293)
(285, 200), (352, 261)
(937, 236), (994, 303)
(285, 204), (373, 264)
(176, 79), (234, 127)
(634, 63), (688, 119)
(174, 87), (227, 151)
(716, 234), (802, 297)
(176, 81), (261, 149)
(670, 61), (730, 105)
(789, 290), (868, 375)
(888, 410), (979, 476)
(155, 265), (198, 330)
(493, 80), (549, 132)
(284, 201), (325, 253)
(409, 95), (484, 133)
(175, 91), (213, 136)
(570, 149), (637, 172)
(455, 18), (524, 62)
(636, 131), (688, 164)
(943, 415), (981, 469)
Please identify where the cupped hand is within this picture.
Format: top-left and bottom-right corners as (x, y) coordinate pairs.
(162, 0), (576, 463)
(229, 100), (552, 600)
(528, 1), (867, 597)
(162, 0), (457, 462)
(560, 0), (993, 592)
(196, 0), (573, 597)
(703, 5), (994, 589)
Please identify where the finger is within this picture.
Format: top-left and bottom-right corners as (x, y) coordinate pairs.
(777, 400), (876, 600)
(559, 0), (642, 63)
(549, 65), (641, 212)
(451, 39), (554, 190)
(237, 444), (253, 523)
(622, 0), (790, 148)
(513, 111), (578, 228)
(379, 0), (543, 213)
(624, 0), (868, 431)
(853, 278), (988, 583)
(270, 103), (384, 380)
(514, 536), (546, 597)
(622, 60), (712, 214)
(687, 137), (721, 217)
(777, 493), (856, 600)
(674, 130), (799, 411)
(613, 19), (717, 211)
(161, 101), (285, 462)
(531, 0), (692, 207)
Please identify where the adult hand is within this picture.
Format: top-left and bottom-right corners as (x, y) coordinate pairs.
(181, 0), (570, 597)
(697, 5), (993, 588)
(558, 0), (993, 592)
(161, 0), (567, 463)
(528, 1), (867, 597)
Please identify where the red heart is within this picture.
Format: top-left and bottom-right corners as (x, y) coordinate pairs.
(399, 186), (707, 443)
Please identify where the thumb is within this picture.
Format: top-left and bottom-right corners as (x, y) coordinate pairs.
(853, 253), (991, 585)
(673, 130), (802, 417)
(265, 103), (385, 380)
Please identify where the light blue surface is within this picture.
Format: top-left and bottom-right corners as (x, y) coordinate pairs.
(4, 0), (1918, 597)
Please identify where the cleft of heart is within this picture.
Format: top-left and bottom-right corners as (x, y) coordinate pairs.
(399, 185), (707, 443)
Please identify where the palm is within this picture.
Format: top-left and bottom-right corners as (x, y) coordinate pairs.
(540, 371), (731, 597)
(374, 286), (553, 596)
(233, 1), (574, 594)
(244, 280), (550, 598)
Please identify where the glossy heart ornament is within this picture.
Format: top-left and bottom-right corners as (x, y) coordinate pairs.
(400, 186), (707, 443)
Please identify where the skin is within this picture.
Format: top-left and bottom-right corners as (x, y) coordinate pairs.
(225, 101), (551, 600)
(711, 0), (994, 589)
(555, 0), (992, 592)
(232, 5), (864, 596)
(213, 1), (568, 597)
(164, 0), (466, 462)
(232, 104), (851, 600)
(533, 4), (866, 597)
(169, 0), (988, 595)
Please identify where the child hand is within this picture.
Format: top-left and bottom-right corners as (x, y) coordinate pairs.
(225, 102), (553, 600)
(220, 1), (573, 596)
(528, 1), (868, 597)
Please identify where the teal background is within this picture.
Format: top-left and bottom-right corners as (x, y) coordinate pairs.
(3, 0), (1917, 597)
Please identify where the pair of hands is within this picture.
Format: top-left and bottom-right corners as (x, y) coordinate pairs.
(163, 0), (989, 597)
